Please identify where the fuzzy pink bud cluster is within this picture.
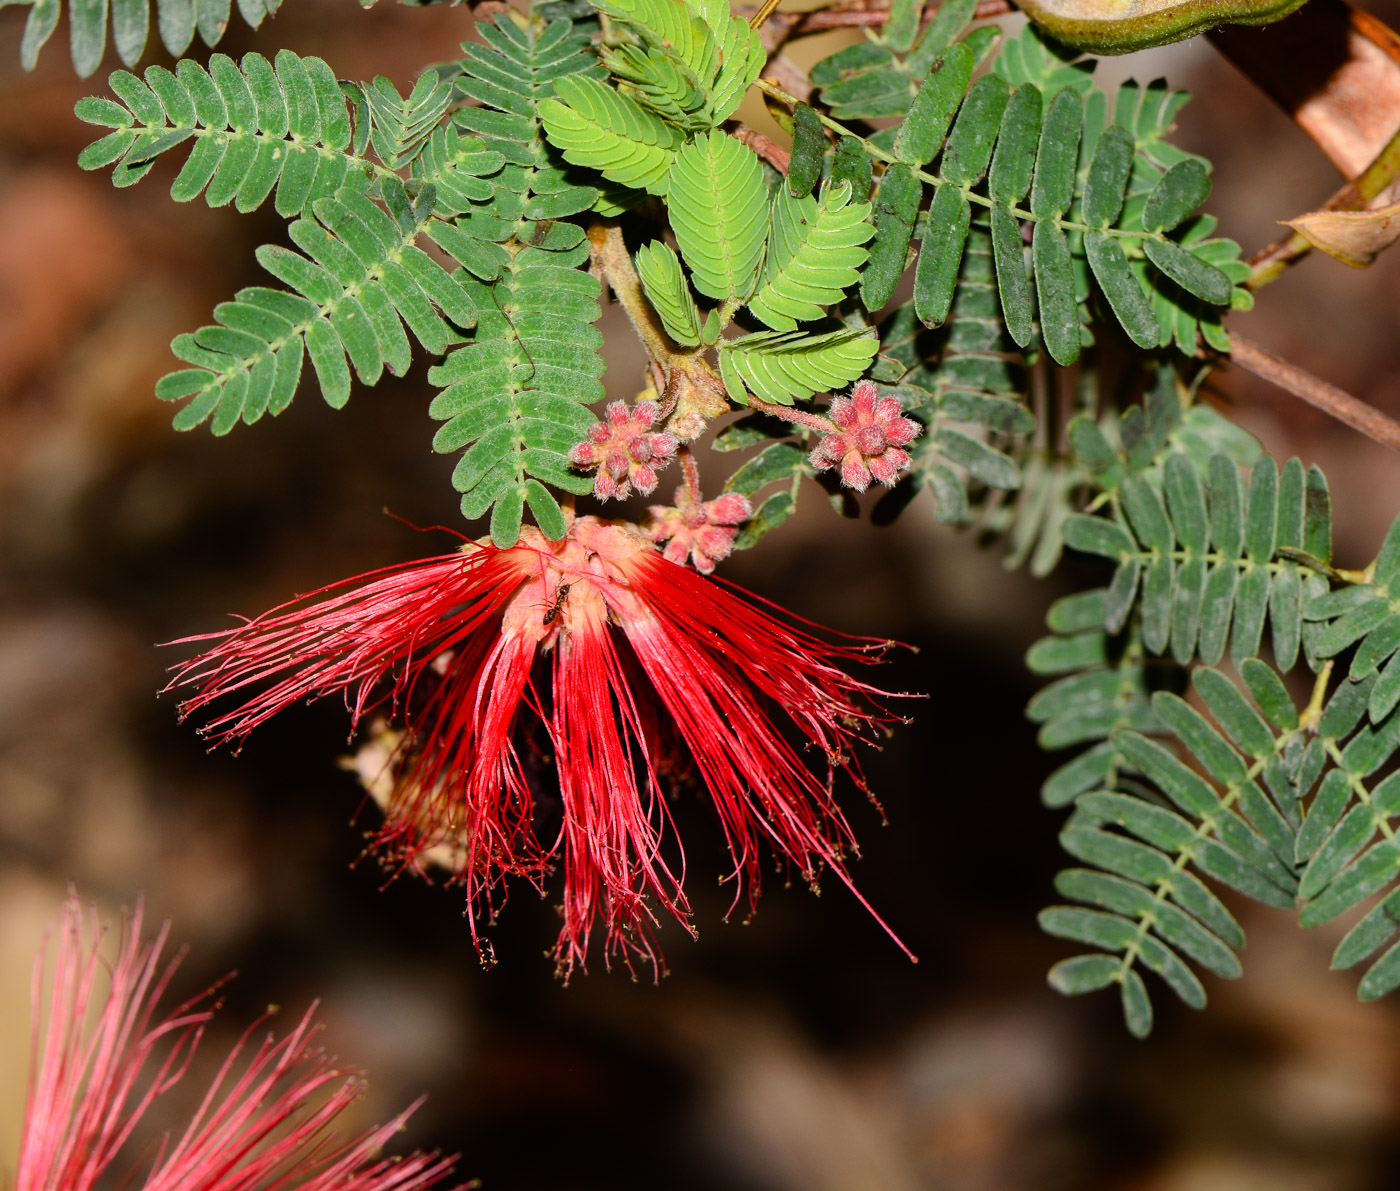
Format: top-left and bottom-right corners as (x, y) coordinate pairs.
(647, 488), (752, 574)
(569, 400), (678, 499)
(809, 380), (921, 492)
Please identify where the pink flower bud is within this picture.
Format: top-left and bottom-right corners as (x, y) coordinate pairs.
(571, 402), (679, 500)
(645, 485), (752, 574)
(810, 380), (921, 493)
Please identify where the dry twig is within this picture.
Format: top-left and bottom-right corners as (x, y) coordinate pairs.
(1226, 332), (1400, 452)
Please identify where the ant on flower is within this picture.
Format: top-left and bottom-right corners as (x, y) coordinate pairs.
(542, 581), (571, 626)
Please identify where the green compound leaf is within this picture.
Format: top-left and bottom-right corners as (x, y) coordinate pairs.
(668, 131), (768, 302)
(1026, 591), (1179, 808)
(748, 181), (874, 332)
(421, 9), (608, 543)
(1039, 660), (1308, 1036)
(594, 0), (716, 80)
(600, 44), (710, 129)
(356, 69), (455, 170)
(875, 230), (1032, 539)
(1307, 510), (1400, 724)
(1044, 652), (1400, 1030)
(718, 327), (879, 406)
(430, 262), (603, 544)
(159, 183), (477, 433)
(13, 0), (281, 76)
(993, 23), (1096, 94)
(77, 51), (397, 216)
(787, 103), (826, 197)
(723, 440), (808, 497)
(1064, 451), (1332, 667)
(835, 38), (1241, 361)
(591, 0), (761, 126)
(704, 3), (765, 124)
(539, 75), (683, 195)
(636, 240), (703, 347)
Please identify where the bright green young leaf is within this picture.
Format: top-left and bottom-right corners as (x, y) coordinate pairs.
(668, 131), (768, 301)
(719, 327), (879, 405)
(540, 75), (683, 195)
(749, 181), (874, 331)
(636, 240), (703, 347)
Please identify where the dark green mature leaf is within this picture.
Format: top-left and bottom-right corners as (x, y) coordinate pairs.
(723, 441), (808, 495)
(787, 103), (826, 197)
(1144, 159), (1211, 233)
(894, 42), (975, 165)
(1082, 124), (1134, 228)
(1030, 86), (1082, 219)
(1143, 237), (1233, 305)
(1085, 231), (1158, 348)
(860, 163), (922, 310)
(940, 72), (1010, 186)
(987, 82), (1042, 205)
(989, 204), (1034, 347)
(1032, 220), (1080, 365)
(913, 184), (971, 327)
(16, 0), (280, 75)
(832, 134), (873, 200)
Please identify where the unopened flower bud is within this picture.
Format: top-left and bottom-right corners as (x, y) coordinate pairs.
(809, 380), (921, 493)
(646, 487), (752, 574)
(570, 400), (679, 499)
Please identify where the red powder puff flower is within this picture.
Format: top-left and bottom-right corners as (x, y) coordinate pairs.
(568, 400), (678, 500)
(809, 380), (921, 492)
(17, 889), (459, 1191)
(167, 515), (914, 977)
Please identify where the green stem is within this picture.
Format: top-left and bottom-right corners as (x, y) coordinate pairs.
(754, 78), (1162, 244)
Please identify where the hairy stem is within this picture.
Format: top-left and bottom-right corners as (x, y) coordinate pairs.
(734, 127), (791, 173)
(678, 446), (704, 502)
(1226, 332), (1400, 453)
(587, 222), (675, 370)
(747, 394), (836, 432)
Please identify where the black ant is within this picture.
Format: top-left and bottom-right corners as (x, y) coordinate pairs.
(542, 582), (572, 626)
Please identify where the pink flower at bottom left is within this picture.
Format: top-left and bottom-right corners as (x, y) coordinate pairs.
(15, 890), (462, 1191)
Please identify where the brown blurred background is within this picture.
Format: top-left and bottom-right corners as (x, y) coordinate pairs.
(5, 3), (1400, 1188)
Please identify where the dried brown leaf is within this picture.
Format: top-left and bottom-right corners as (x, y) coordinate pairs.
(1283, 199), (1400, 266)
